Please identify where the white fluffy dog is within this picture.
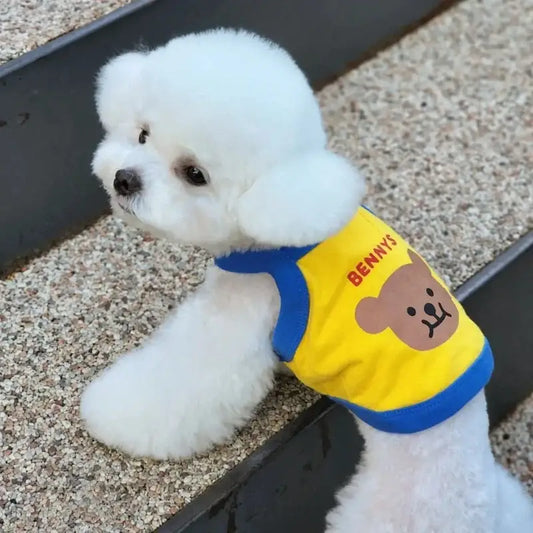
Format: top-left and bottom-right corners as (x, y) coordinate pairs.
(84, 29), (532, 532)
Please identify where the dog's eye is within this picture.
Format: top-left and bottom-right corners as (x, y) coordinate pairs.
(426, 288), (434, 297)
(184, 165), (208, 186)
(406, 307), (416, 316)
(138, 128), (149, 144)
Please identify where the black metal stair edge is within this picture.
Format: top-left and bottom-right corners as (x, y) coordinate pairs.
(455, 231), (533, 302)
(0, 0), (454, 274)
(156, 233), (533, 533)
(0, 0), (155, 78)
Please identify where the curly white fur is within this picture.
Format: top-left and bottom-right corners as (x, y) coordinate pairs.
(84, 29), (532, 531)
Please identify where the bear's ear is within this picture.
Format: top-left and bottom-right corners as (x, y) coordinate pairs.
(355, 297), (388, 334)
(236, 150), (365, 247)
(407, 249), (429, 273)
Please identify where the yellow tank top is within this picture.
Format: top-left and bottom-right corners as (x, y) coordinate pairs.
(215, 207), (493, 433)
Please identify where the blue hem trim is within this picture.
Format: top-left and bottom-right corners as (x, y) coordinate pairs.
(331, 338), (494, 434)
(215, 245), (316, 362)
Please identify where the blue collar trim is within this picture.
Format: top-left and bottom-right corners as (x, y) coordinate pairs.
(215, 243), (317, 274)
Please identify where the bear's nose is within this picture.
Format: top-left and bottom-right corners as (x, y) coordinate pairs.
(114, 168), (142, 196)
(424, 303), (436, 316)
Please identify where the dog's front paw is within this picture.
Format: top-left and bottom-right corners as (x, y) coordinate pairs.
(80, 350), (224, 459)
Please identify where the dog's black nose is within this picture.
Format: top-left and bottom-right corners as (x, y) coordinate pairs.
(424, 303), (436, 316)
(114, 169), (142, 196)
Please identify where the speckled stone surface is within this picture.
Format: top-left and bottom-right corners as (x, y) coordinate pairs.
(0, 0), (132, 64)
(317, 1), (532, 288)
(0, 220), (319, 531)
(1, 0), (532, 530)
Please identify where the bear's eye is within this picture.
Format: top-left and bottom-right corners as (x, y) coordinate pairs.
(138, 128), (149, 144)
(426, 288), (434, 297)
(183, 165), (209, 186)
(407, 307), (416, 316)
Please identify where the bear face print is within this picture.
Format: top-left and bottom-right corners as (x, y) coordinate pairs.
(355, 249), (459, 351)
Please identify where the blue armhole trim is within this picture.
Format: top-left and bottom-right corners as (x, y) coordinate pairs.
(270, 262), (311, 362)
(332, 338), (494, 434)
(215, 244), (316, 362)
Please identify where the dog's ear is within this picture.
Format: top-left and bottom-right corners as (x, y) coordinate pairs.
(236, 151), (365, 246)
(95, 51), (147, 130)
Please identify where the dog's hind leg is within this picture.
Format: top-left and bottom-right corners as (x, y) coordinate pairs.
(494, 463), (533, 533)
(327, 393), (502, 533)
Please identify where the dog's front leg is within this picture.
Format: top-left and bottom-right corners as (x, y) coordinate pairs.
(81, 266), (279, 459)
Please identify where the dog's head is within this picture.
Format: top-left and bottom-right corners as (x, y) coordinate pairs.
(92, 29), (365, 252)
